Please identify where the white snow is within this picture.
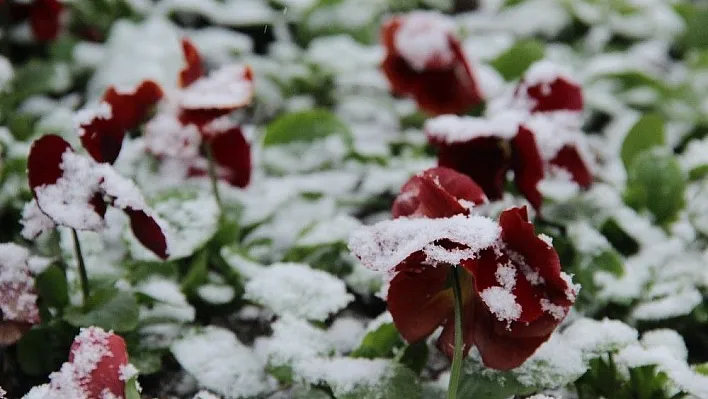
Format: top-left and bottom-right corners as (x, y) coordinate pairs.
(480, 286), (522, 323)
(393, 12), (457, 71)
(293, 357), (394, 396)
(180, 65), (253, 110)
(424, 112), (524, 144)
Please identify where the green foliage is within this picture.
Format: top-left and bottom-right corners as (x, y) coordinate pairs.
(351, 323), (404, 359)
(620, 113), (665, 171)
(600, 218), (640, 257)
(35, 264), (69, 310)
(284, 242), (354, 277)
(64, 288), (140, 332)
(263, 109), (352, 147)
(490, 40), (545, 81)
(624, 150), (686, 226)
(298, 0), (380, 45)
(16, 322), (76, 376)
(398, 341), (429, 375)
(124, 376), (142, 399)
(338, 364), (422, 399)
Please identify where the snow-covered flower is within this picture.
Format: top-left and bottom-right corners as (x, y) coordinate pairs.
(380, 11), (482, 116)
(25, 135), (169, 259)
(5, 0), (63, 42)
(0, 244), (40, 346)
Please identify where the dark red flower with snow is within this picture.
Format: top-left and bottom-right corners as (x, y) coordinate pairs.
(6, 0), (63, 41)
(143, 38), (253, 188)
(380, 12), (482, 116)
(78, 80), (164, 164)
(0, 244), (40, 346)
(45, 327), (133, 399)
(392, 167), (487, 218)
(512, 60), (583, 114)
(425, 114), (546, 209)
(26, 135), (169, 259)
(350, 207), (577, 370)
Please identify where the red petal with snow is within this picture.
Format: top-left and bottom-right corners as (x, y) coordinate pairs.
(392, 167), (486, 218)
(436, 137), (510, 200)
(511, 126), (545, 210)
(178, 108), (232, 130)
(69, 330), (129, 399)
(551, 145), (593, 188)
(525, 77), (583, 113)
(125, 209), (168, 259)
(208, 126), (251, 188)
(387, 252), (454, 344)
(28, 135), (72, 191)
(29, 0), (62, 41)
(179, 38), (204, 88)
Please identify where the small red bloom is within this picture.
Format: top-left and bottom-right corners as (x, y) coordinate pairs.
(380, 12), (482, 116)
(392, 167), (487, 218)
(0, 244), (40, 346)
(179, 38), (204, 88)
(27, 135), (169, 259)
(29, 0), (63, 42)
(513, 60), (583, 113)
(80, 80), (164, 164)
(46, 327), (131, 399)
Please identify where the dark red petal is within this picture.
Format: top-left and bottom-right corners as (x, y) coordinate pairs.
(462, 248), (500, 293)
(208, 126), (251, 188)
(473, 297), (550, 370)
(511, 126), (545, 210)
(80, 119), (124, 165)
(125, 209), (168, 259)
(510, 263), (544, 323)
(0, 322), (33, 346)
(409, 65), (481, 116)
(551, 145), (592, 188)
(435, 137), (510, 200)
(179, 38), (204, 88)
(28, 135), (72, 192)
(499, 207), (567, 292)
(387, 252), (453, 343)
(29, 0), (62, 41)
(436, 295), (475, 358)
(381, 54), (420, 97)
(103, 80), (164, 131)
(178, 108), (232, 130)
(392, 172), (467, 219)
(69, 331), (129, 399)
(425, 166), (487, 205)
(526, 77), (583, 113)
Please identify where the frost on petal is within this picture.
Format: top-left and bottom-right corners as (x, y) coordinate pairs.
(515, 60), (583, 113)
(179, 38), (205, 88)
(20, 199), (56, 239)
(0, 244), (40, 345)
(392, 11), (457, 71)
(144, 112), (202, 159)
(179, 65), (254, 112)
(171, 327), (275, 399)
(349, 214), (500, 272)
(244, 263), (354, 321)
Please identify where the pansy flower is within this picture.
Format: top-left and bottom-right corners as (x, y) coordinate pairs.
(32, 327), (135, 399)
(392, 166), (487, 218)
(349, 207), (578, 370)
(425, 113), (546, 209)
(5, 0), (63, 42)
(510, 60), (583, 114)
(0, 244), (40, 346)
(77, 80), (164, 164)
(143, 38), (253, 188)
(380, 11), (482, 116)
(25, 135), (169, 259)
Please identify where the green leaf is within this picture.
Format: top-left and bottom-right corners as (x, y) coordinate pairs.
(624, 150), (686, 226)
(338, 364), (422, 399)
(291, 385), (332, 399)
(457, 372), (533, 399)
(591, 249), (624, 277)
(351, 322), (404, 359)
(35, 264), (69, 309)
(689, 164), (708, 181)
(620, 113), (665, 171)
(17, 322), (75, 376)
(298, 0), (380, 45)
(181, 249), (210, 295)
(124, 376), (142, 399)
(490, 40), (545, 81)
(696, 363), (708, 376)
(64, 288), (140, 332)
(129, 350), (163, 375)
(263, 109), (352, 147)
(600, 218), (639, 257)
(399, 341), (429, 375)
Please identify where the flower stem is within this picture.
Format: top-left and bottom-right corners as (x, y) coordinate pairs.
(204, 142), (224, 218)
(447, 266), (464, 399)
(71, 228), (90, 306)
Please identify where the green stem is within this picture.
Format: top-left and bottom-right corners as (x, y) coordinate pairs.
(204, 142), (224, 218)
(447, 266), (464, 399)
(71, 228), (90, 306)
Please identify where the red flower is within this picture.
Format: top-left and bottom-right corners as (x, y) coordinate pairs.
(512, 60), (583, 114)
(380, 12), (482, 116)
(79, 80), (164, 164)
(46, 327), (132, 399)
(425, 115), (545, 209)
(27, 135), (169, 259)
(392, 167), (487, 218)
(6, 0), (63, 41)
(143, 38), (253, 188)
(0, 244), (40, 346)
(351, 207), (577, 370)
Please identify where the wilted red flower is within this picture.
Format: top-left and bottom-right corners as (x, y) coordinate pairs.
(44, 327), (132, 399)
(380, 11), (482, 116)
(425, 114), (546, 209)
(350, 207), (577, 370)
(79, 80), (164, 164)
(143, 38), (253, 188)
(392, 166), (487, 218)
(0, 244), (40, 346)
(26, 135), (169, 259)
(6, 0), (63, 41)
